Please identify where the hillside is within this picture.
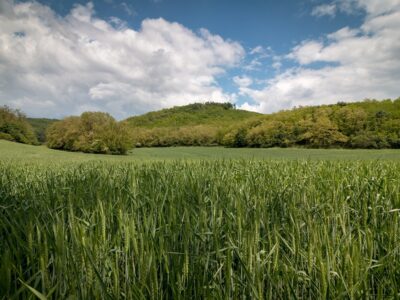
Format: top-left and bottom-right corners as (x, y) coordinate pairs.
(223, 98), (400, 148)
(123, 102), (261, 147)
(125, 102), (261, 128)
(27, 118), (58, 143)
(123, 98), (400, 148)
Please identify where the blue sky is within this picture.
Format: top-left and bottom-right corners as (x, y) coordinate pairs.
(39, 0), (363, 48)
(0, 0), (399, 118)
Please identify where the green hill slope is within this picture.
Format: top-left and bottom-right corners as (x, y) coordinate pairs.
(124, 102), (261, 147)
(125, 102), (260, 128)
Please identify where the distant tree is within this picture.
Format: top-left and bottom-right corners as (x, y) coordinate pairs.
(0, 106), (38, 145)
(246, 121), (293, 147)
(298, 112), (348, 147)
(349, 131), (390, 149)
(46, 112), (131, 154)
(222, 127), (248, 147)
(46, 116), (81, 150)
(335, 107), (367, 136)
(27, 118), (58, 143)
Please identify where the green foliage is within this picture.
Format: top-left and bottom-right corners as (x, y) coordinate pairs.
(0, 106), (38, 145)
(298, 112), (348, 147)
(133, 125), (219, 147)
(0, 132), (14, 142)
(124, 98), (400, 149)
(1, 160), (400, 298)
(246, 121), (293, 147)
(27, 118), (58, 143)
(125, 102), (256, 128)
(125, 102), (260, 147)
(224, 98), (400, 149)
(46, 112), (131, 154)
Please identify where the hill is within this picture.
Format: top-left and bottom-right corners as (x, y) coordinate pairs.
(125, 102), (260, 128)
(124, 102), (261, 147)
(27, 118), (58, 143)
(124, 98), (400, 148)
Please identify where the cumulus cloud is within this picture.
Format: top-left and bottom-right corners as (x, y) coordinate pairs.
(311, 0), (400, 18)
(0, 0), (244, 119)
(240, 0), (400, 113)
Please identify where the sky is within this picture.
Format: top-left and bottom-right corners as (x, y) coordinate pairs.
(0, 0), (399, 119)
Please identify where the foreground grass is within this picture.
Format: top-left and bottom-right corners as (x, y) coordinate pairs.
(1, 140), (400, 162)
(1, 159), (400, 299)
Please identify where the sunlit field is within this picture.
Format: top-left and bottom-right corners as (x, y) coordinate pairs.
(1, 140), (400, 162)
(1, 141), (400, 298)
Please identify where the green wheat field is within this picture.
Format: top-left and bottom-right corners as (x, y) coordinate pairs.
(1, 140), (400, 299)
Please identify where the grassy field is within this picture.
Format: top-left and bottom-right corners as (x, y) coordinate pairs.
(1, 140), (400, 299)
(1, 140), (400, 162)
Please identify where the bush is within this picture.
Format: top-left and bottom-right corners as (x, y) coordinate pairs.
(46, 112), (132, 154)
(0, 132), (15, 141)
(349, 131), (390, 149)
(0, 106), (38, 145)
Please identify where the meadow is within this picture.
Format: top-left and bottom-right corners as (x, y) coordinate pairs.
(1, 140), (400, 162)
(1, 141), (400, 299)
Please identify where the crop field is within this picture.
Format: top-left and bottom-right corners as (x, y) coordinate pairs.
(1, 141), (400, 299)
(2, 140), (400, 162)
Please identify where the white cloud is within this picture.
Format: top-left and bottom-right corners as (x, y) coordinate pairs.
(288, 41), (324, 65)
(311, 4), (337, 17)
(233, 76), (253, 88)
(357, 0), (400, 16)
(250, 46), (264, 55)
(241, 0), (400, 113)
(311, 0), (400, 18)
(272, 56), (282, 70)
(120, 2), (135, 17)
(0, 0), (244, 119)
(327, 26), (359, 40)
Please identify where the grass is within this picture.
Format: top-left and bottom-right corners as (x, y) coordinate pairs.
(1, 140), (400, 299)
(1, 140), (400, 162)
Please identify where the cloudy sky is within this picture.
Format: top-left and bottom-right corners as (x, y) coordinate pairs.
(0, 0), (399, 119)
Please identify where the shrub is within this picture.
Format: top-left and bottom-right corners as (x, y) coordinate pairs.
(46, 112), (131, 154)
(0, 106), (38, 145)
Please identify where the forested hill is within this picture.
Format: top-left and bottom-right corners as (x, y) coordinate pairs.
(125, 99), (400, 148)
(124, 102), (260, 128)
(123, 102), (261, 147)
